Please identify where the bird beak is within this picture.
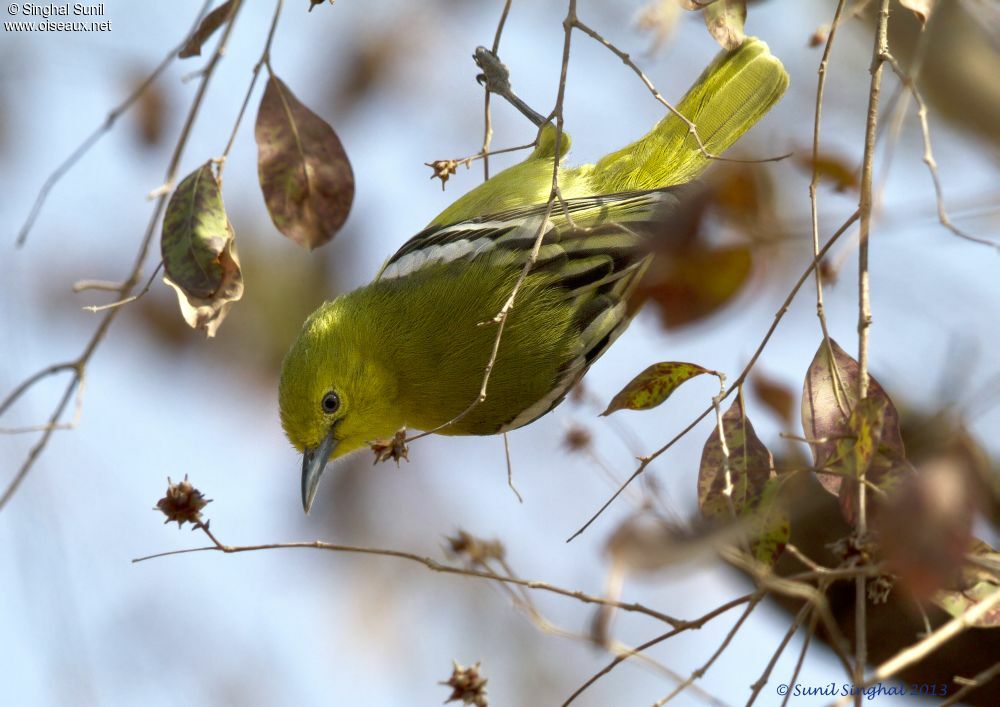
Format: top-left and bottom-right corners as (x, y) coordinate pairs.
(301, 427), (337, 514)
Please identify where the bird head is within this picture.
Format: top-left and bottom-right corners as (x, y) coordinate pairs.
(278, 298), (400, 514)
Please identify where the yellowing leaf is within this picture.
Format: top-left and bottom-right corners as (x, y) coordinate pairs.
(255, 75), (354, 250)
(801, 339), (914, 523)
(703, 0), (747, 51)
(934, 580), (1000, 628)
(698, 394), (787, 566)
(178, 0), (235, 59)
(602, 362), (718, 416)
(161, 162), (229, 299)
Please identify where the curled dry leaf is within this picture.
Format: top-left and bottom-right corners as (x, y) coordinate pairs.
(801, 339), (913, 519)
(161, 161), (244, 337)
(900, 0), (936, 25)
(164, 238), (244, 338)
(703, 0), (747, 51)
(178, 0), (235, 59)
(602, 361), (719, 416)
(698, 393), (788, 566)
(256, 75), (354, 250)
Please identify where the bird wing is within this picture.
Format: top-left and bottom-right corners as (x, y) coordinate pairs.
(376, 186), (691, 294)
(375, 185), (695, 432)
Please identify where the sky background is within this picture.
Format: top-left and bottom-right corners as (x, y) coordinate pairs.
(1, 1), (998, 705)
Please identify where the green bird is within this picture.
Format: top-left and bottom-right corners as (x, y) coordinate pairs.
(279, 39), (788, 513)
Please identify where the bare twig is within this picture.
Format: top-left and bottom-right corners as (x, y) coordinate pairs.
(135, 526), (689, 629)
(941, 661), (1000, 707)
(853, 3), (891, 698)
(780, 610), (819, 707)
(569, 208), (861, 541)
(561, 593), (756, 706)
(481, 0), (514, 181)
(217, 0), (284, 178)
(881, 54), (999, 251)
(0, 0), (245, 512)
(13, 0), (214, 247)
(746, 604), (811, 706)
(502, 432), (523, 502)
(652, 596), (762, 706)
(852, 588), (1000, 692)
(571, 19), (789, 165)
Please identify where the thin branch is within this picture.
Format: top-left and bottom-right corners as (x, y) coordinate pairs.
(856, 588), (1000, 690)
(652, 596), (762, 706)
(502, 432), (523, 503)
(941, 661), (1000, 707)
(481, 0), (513, 181)
(13, 0), (214, 247)
(780, 610), (819, 707)
(568, 208), (861, 542)
(82, 261), (163, 313)
(134, 528), (688, 629)
(571, 19), (789, 165)
(0, 0), (245, 512)
(854, 3), (891, 699)
(881, 53), (999, 251)
(746, 604), (811, 706)
(217, 0), (284, 178)
(561, 593), (756, 706)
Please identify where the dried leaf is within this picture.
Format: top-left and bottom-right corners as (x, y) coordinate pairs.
(900, 0), (936, 25)
(801, 339), (911, 507)
(876, 459), (977, 598)
(637, 245), (752, 329)
(127, 69), (167, 147)
(178, 0), (235, 59)
(635, 0), (683, 53)
(796, 150), (858, 192)
(164, 237), (244, 338)
(255, 75), (354, 250)
(602, 362), (718, 416)
(161, 162), (230, 298)
(703, 0), (747, 51)
(934, 580), (1000, 628)
(751, 371), (795, 426)
(698, 394), (787, 565)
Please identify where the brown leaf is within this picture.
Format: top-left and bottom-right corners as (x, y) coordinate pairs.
(126, 69), (168, 147)
(801, 339), (912, 511)
(900, 0), (936, 25)
(256, 75), (354, 250)
(698, 393), (787, 565)
(703, 0), (747, 51)
(636, 245), (752, 329)
(603, 362), (719, 416)
(178, 0), (235, 59)
(164, 237), (244, 338)
(751, 371), (795, 426)
(876, 458), (977, 599)
(796, 150), (858, 192)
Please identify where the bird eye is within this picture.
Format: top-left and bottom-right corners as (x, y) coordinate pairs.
(321, 391), (340, 414)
